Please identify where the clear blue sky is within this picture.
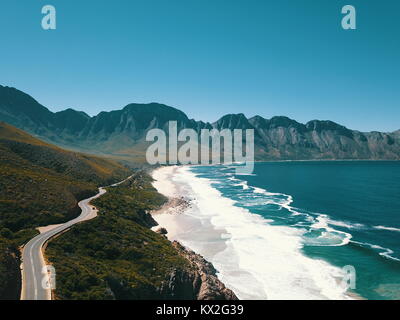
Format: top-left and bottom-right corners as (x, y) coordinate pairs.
(0, 0), (399, 131)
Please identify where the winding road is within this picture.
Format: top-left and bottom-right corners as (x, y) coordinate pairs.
(21, 176), (132, 300)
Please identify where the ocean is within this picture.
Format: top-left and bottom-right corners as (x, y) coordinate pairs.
(152, 161), (400, 300)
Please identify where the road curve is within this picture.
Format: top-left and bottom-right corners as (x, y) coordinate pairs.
(21, 175), (132, 300)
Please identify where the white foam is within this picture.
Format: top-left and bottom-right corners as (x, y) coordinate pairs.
(308, 215), (352, 246)
(352, 241), (400, 262)
(249, 182), (354, 246)
(233, 180), (249, 190)
(326, 218), (365, 230)
(373, 225), (400, 233)
(250, 185), (294, 209)
(152, 166), (353, 300)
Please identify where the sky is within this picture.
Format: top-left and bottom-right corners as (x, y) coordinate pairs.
(0, 0), (399, 132)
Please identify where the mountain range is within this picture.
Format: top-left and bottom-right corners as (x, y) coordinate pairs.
(1, 85), (399, 162)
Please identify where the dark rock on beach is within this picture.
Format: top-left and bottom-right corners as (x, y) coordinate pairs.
(158, 241), (238, 300)
(155, 227), (168, 235)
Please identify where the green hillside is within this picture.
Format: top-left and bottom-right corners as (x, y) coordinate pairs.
(46, 172), (192, 300)
(0, 122), (131, 299)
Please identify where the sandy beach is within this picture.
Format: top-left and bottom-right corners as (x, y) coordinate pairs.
(151, 166), (229, 259)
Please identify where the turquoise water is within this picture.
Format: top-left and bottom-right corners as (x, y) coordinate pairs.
(189, 161), (400, 300)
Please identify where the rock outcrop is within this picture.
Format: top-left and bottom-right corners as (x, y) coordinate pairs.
(158, 241), (238, 300)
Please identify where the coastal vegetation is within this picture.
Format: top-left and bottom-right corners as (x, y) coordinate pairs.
(46, 172), (237, 300)
(0, 122), (236, 300)
(46, 172), (193, 299)
(0, 122), (131, 299)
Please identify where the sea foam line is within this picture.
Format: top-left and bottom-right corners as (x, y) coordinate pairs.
(351, 241), (400, 262)
(234, 175), (353, 247)
(373, 225), (400, 233)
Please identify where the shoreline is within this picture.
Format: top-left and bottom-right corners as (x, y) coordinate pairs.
(151, 166), (230, 260)
(150, 165), (363, 300)
(150, 165), (239, 300)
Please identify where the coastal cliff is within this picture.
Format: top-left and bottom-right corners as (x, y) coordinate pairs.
(158, 241), (238, 300)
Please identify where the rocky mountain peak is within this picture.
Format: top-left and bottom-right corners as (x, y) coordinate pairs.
(306, 120), (353, 138)
(213, 113), (253, 130)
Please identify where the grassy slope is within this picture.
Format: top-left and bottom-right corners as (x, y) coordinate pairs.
(0, 122), (132, 299)
(46, 172), (191, 300)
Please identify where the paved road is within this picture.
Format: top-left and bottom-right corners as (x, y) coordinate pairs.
(20, 175), (133, 300)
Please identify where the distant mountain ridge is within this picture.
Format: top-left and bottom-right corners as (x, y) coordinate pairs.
(1, 85), (399, 161)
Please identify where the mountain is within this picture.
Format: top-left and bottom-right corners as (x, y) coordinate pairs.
(246, 116), (400, 160)
(1, 85), (399, 161)
(0, 122), (131, 299)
